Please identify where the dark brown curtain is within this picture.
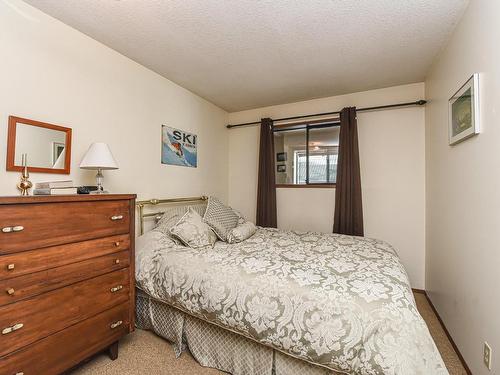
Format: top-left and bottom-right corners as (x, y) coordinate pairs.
(256, 118), (277, 228)
(333, 107), (364, 236)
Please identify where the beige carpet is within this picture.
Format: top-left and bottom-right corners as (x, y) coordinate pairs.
(413, 293), (468, 375)
(71, 293), (467, 375)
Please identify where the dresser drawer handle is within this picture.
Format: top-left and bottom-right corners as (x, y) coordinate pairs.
(2, 323), (23, 335)
(110, 285), (123, 293)
(2, 226), (24, 233)
(110, 320), (123, 329)
(16, 372), (24, 375)
(114, 259), (120, 265)
(7, 264), (15, 271)
(6, 288), (15, 296)
(114, 241), (120, 247)
(111, 215), (124, 221)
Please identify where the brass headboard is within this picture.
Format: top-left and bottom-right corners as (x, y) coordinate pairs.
(136, 196), (208, 235)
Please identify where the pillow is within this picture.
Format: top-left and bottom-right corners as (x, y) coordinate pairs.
(154, 204), (207, 238)
(170, 207), (217, 248)
(226, 221), (257, 244)
(232, 209), (247, 225)
(155, 208), (183, 234)
(203, 196), (239, 241)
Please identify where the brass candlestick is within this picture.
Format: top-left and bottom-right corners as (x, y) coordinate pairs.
(17, 153), (33, 196)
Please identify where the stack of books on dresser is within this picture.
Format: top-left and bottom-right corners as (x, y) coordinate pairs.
(33, 180), (77, 195)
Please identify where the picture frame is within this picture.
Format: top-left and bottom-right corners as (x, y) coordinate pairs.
(277, 164), (286, 173)
(448, 74), (480, 145)
(52, 142), (65, 165)
(6, 116), (72, 174)
(276, 152), (287, 162)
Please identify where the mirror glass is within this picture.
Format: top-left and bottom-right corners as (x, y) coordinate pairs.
(14, 123), (67, 169)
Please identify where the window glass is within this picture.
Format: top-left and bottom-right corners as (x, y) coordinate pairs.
(274, 124), (339, 185)
(274, 128), (306, 185)
(308, 126), (339, 184)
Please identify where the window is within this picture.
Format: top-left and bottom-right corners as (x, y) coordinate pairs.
(294, 147), (338, 184)
(274, 123), (339, 186)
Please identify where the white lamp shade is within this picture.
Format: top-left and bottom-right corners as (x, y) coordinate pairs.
(80, 143), (119, 170)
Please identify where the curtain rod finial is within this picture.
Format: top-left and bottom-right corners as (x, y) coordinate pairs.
(417, 100), (427, 106)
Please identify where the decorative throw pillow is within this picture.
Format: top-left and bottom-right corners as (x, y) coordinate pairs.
(170, 208), (217, 248)
(226, 221), (257, 244)
(203, 196), (239, 241)
(232, 209), (247, 225)
(155, 204), (207, 239)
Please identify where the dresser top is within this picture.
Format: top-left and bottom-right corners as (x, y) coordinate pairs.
(0, 194), (136, 205)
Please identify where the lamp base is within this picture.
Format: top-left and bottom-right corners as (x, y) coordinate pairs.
(90, 190), (109, 194)
(92, 168), (110, 194)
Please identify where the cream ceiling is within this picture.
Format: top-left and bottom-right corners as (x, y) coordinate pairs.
(25, 0), (468, 111)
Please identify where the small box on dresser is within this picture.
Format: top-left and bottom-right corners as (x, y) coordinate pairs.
(0, 194), (136, 375)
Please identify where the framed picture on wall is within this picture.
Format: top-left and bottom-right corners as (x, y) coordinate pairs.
(448, 74), (480, 145)
(277, 164), (286, 173)
(276, 152), (287, 162)
(52, 142), (65, 165)
(161, 125), (197, 167)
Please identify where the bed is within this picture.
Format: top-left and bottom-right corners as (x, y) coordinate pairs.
(134, 197), (448, 375)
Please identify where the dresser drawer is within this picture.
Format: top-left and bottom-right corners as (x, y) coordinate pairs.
(0, 234), (130, 280)
(0, 302), (130, 375)
(0, 251), (130, 306)
(0, 200), (130, 254)
(0, 268), (129, 357)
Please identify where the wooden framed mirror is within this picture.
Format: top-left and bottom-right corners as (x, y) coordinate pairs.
(6, 116), (72, 174)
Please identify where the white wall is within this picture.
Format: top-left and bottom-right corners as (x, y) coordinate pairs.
(425, 1), (500, 373)
(0, 0), (228, 204)
(228, 83), (426, 288)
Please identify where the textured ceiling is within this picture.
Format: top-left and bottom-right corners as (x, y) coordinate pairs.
(24, 0), (468, 111)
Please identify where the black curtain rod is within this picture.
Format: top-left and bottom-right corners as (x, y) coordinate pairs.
(273, 121), (340, 133)
(226, 99), (427, 129)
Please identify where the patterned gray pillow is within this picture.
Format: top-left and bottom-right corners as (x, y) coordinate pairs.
(170, 208), (217, 248)
(203, 196), (239, 241)
(155, 204), (207, 242)
(226, 221), (257, 244)
(232, 209), (247, 225)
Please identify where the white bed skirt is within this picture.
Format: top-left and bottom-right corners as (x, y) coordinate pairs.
(136, 289), (341, 375)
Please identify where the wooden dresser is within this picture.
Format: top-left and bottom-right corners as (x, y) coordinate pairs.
(0, 194), (136, 375)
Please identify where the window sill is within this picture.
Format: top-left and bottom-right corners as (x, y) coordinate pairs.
(275, 184), (336, 189)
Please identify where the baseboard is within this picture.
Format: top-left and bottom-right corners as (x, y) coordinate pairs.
(411, 288), (426, 294)
(412, 288), (472, 375)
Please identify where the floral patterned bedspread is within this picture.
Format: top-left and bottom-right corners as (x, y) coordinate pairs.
(136, 228), (448, 375)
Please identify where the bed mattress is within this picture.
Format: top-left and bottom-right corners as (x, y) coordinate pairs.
(136, 228), (447, 374)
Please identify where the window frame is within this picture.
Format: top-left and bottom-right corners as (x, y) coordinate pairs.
(274, 121), (339, 189)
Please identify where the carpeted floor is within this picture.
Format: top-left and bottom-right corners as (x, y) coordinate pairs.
(70, 293), (467, 375)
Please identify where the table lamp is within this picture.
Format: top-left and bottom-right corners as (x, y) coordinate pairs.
(79, 143), (118, 194)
